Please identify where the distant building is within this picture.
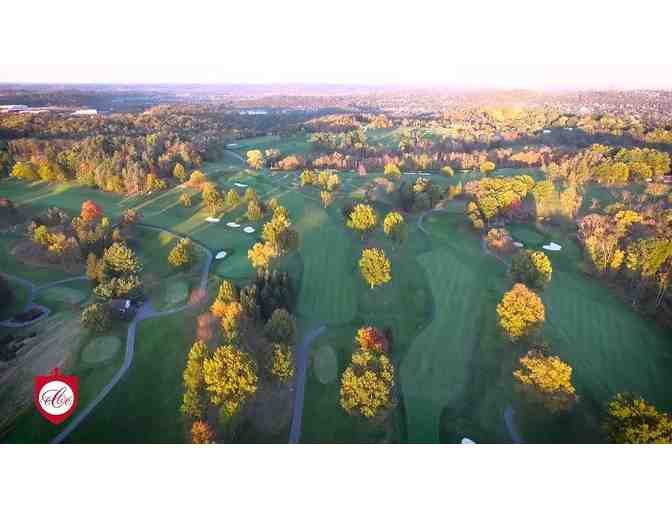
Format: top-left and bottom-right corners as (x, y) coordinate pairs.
(72, 109), (98, 116)
(0, 105), (28, 112)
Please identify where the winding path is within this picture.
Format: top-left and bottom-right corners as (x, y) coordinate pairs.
(47, 225), (214, 444)
(289, 325), (326, 444)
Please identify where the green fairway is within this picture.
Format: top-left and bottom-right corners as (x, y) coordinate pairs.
(81, 335), (122, 365)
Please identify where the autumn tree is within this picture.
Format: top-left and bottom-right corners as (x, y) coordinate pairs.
(267, 343), (295, 382)
(604, 393), (672, 444)
(347, 203), (378, 239)
(191, 421), (214, 444)
(181, 340), (208, 420)
(340, 347), (395, 419)
(246, 149), (265, 170)
(355, 326), (388, 352)
(11, 161), (39, 181)
(202, 183), (224, 214)
(320, 191), (334, 208)
(203, 345), (258, 418)
(246, 200), (263, 222)
(216, 280), (238, 304)
(168, 238), (195, 269)
(359, 248), (391, 289)
(80, 200), (103, 223)
(514, 350), (577, 412)
(480, 161), (496, 174)
(248, 242), (277, 271)
(173, 162), (187, 183)
(383, 211), (407, 246)
(219, 301), (245, 341)
(179, 193), (192, 207)
(102, 242), (142, 276)
(511, 250), (552, 290)
(496, 283), (545, 340)
(80, 303), (111, 333)
(225, 189), (241, 211)
(384, 163), (401, 180)
(262, 214), (298, 255)
(300, 170), (316, 187)
(85, 253), (104, 282)
(264, 308), (296, 344)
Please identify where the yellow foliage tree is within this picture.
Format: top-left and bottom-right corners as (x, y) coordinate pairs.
(248, 242), (278, 270)
(604, 393), (672, 444)
(268, 343), (295, 382)
(383, 211), (406, 246)
(496, 283), (545, 339)
(219, 301), (245, 341)
(359, 248), (391, 289)
(383, 163), (401, 179)
(514, 351), (577, 412)
(320, 190), (334, 208)
(340, 348), (395, 419)
(246, 149), (265, 170)
(191, 420), (214, 444)
(203, 345), (258, 418)
(347, 203), (378, 239)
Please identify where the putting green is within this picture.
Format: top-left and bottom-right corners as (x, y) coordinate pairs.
(164, 281), (189, 306)
(313, 345), (338, 384)
(81, 335), (122, 365)
(39, 286), (86, 305)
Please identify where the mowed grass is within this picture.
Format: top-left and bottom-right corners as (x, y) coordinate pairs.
(66, 309), (199, 443)
(295, 204), (357, 325)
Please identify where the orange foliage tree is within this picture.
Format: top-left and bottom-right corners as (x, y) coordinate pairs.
(80, 200), (102, 223)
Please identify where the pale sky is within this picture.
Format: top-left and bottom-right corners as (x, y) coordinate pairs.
(2, 0), (671, 89)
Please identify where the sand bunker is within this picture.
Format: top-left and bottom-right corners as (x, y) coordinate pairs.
(243, 226), (255, 234)
(234, 182), (248, 188)
(205, 217), (220, 223)
(513, 241), (524, 248)
(543, 242), (562, 251)
(215, 251), (228, 260)
(227, 222), (241, 228)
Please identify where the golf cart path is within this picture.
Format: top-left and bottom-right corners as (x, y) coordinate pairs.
(289, 324), (326, 443)
(51, 225), (213, 444)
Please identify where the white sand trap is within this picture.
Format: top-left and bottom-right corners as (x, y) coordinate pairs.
(234, 182), (248, 188)
(226, 143), (239, 147)
(205, 217), (220, 223)
(513, 241), (524, 248)
(215, 251), (228, 260)
(461, 438), (476, 444)
(226, 222), (241, 228)
(243, 226), (255, 234)
(543, 242), (562, 251)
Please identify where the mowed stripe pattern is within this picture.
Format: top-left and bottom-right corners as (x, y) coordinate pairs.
(400, 249), (484, 443)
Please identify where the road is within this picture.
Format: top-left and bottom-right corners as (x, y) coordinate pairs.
(288, 325), (326, 444)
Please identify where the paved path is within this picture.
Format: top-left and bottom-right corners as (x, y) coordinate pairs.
(47, 225), (214, 444)
(504, 405), (525, 444)
(289, 325), (326, 444)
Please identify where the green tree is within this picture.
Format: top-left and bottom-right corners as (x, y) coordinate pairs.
(511, 250), (552, 290)
(264, 308), (296, 344)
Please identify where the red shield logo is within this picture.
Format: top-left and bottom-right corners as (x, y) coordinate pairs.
(34, 368), (79, 425)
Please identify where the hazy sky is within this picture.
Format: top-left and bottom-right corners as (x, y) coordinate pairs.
(3, 0), (671, 89)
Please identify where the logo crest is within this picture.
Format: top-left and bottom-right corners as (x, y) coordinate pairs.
(34, 368), (79, 425)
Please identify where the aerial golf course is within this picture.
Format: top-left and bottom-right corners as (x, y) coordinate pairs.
(2, 132), (671, 444)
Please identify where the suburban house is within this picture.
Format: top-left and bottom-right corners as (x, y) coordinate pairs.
(109, 298), (139, 320)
